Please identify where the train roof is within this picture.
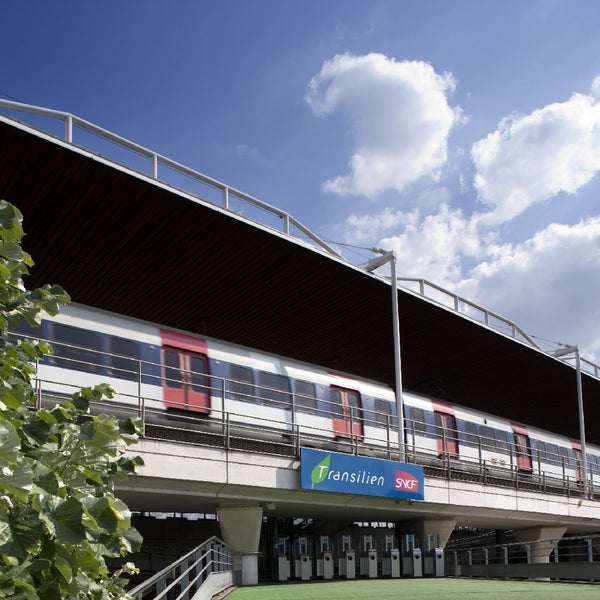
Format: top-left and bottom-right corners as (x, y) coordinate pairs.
(1, 106), (600, 445)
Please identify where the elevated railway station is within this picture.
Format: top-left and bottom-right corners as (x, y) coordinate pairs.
(2, 101), (600, 590)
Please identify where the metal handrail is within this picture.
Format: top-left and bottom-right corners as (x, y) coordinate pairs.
(395, 276), (600, 379)
(447, 532), (600, 582)
(128, 536), (233, 600)
(396, 277), (538, 347)
(0, 99), (341, 259)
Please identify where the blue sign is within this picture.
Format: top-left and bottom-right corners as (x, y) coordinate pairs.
(300, 448), (424, 501)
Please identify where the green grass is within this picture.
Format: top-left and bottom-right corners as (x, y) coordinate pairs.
(228, 578), (600, 599)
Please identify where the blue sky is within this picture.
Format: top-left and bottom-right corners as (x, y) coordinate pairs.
(3, 1), (600, 364)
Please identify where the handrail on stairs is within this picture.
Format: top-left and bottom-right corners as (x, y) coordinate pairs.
(128, 535), (233, 600)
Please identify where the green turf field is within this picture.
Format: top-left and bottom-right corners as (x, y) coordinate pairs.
(228, 578), (600, 599)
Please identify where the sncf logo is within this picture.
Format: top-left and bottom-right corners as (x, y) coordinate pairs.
(394, 470), (420, 492)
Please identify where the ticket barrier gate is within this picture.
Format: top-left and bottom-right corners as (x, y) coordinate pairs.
(316, 537), (333, 580)
(359, 549), (378, 578)
(296, 553), (312, 580)
(402, 535), (422, 577)
(277, 538), (290, 582)
(338, 536), (355, 579)
(381, 534), (400, 578)
(403, 548), (422, 577)
(339, 550), (356, 579)
(424, 548), (444, 577)
(381, 548), (401, 578)
(294, 537), (312, 581)
(359, 536), (378, 578)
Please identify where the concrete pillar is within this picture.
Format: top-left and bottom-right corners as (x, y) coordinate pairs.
(512, 526), (566, 563)
(217, 505), (263, 586)
(400, 517), (457, 549)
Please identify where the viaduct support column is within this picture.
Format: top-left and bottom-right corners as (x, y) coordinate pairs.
(217, 505), (263, 586)
(513, 526), (566, 563)
(400, 517), (457, 549)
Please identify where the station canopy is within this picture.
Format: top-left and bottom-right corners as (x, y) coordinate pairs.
(1, 107), (599, 445)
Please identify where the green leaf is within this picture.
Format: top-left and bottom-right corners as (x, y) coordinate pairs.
(0, 457), (34, 500)
(0, 421), (20, 461)
(0, 240), (24, 262)
(310, 453), (331, 489)
(0, 201), (141, 599)
(53, 553), (73, 584)
(48, 497), (85, 544)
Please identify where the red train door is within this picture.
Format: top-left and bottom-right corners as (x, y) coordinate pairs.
(511, 424), (532, 472)
(330, 385), (363, 439)
(433, 401), (458, 457)
(161, 330), (210, 414)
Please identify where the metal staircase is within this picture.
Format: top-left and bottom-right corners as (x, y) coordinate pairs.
(128, 536), (234, 600)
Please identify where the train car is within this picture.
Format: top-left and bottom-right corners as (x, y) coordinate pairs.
(11, 302), (600, 490)
(12, 302), (398, 450)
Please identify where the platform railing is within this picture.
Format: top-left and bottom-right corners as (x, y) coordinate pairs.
(447, 533), (600, 582)
(128, 536), (233, 600)
(24, 371), (599, 502)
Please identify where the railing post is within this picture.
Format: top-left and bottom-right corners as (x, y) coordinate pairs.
(64, 114), (73, 143)
(294, 423), (300, 456)
(151, 153), (158, 179)
(222, 186), (229, 210)
(137, 359), (144, 423)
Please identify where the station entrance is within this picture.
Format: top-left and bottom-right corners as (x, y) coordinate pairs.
(259, 517), (445, 582)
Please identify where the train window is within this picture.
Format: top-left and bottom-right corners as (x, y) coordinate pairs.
(257, 371), (291, 408)
(372, 399), (392, 427)
(329, 388), (344, 418)
(409, 407), (427, 435)
(545, 443), (559, 466)
(188, 355), (209, 393)
(294, 380), (317, 412)
(558, 446), (571, 468)
(535, 440), (547, 462)
(108, 336), (140, 381)
(495, 430), (509, 454)
(228, 365), (255, 402)
(52, 324), (101, 373)
(464, 422), (479, 446)
(164, 350), (182, 388)
(9, 317), (41, 338)
(347, 391), (360, 418)
(479, 426), (496, 451)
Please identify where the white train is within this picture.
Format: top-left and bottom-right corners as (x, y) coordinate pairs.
(12, 302), (600, 491)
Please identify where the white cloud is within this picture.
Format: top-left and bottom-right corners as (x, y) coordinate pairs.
(342, 207), (419, 245)
(325, 71), (600, 365)
(337, 204), (481, 286)
(234, 143), (264, 162)
(472, 92), (600, 225)
(305, 53), (462, 198)
(338, 188), (453, 245)
(456, 217), (600, 359)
